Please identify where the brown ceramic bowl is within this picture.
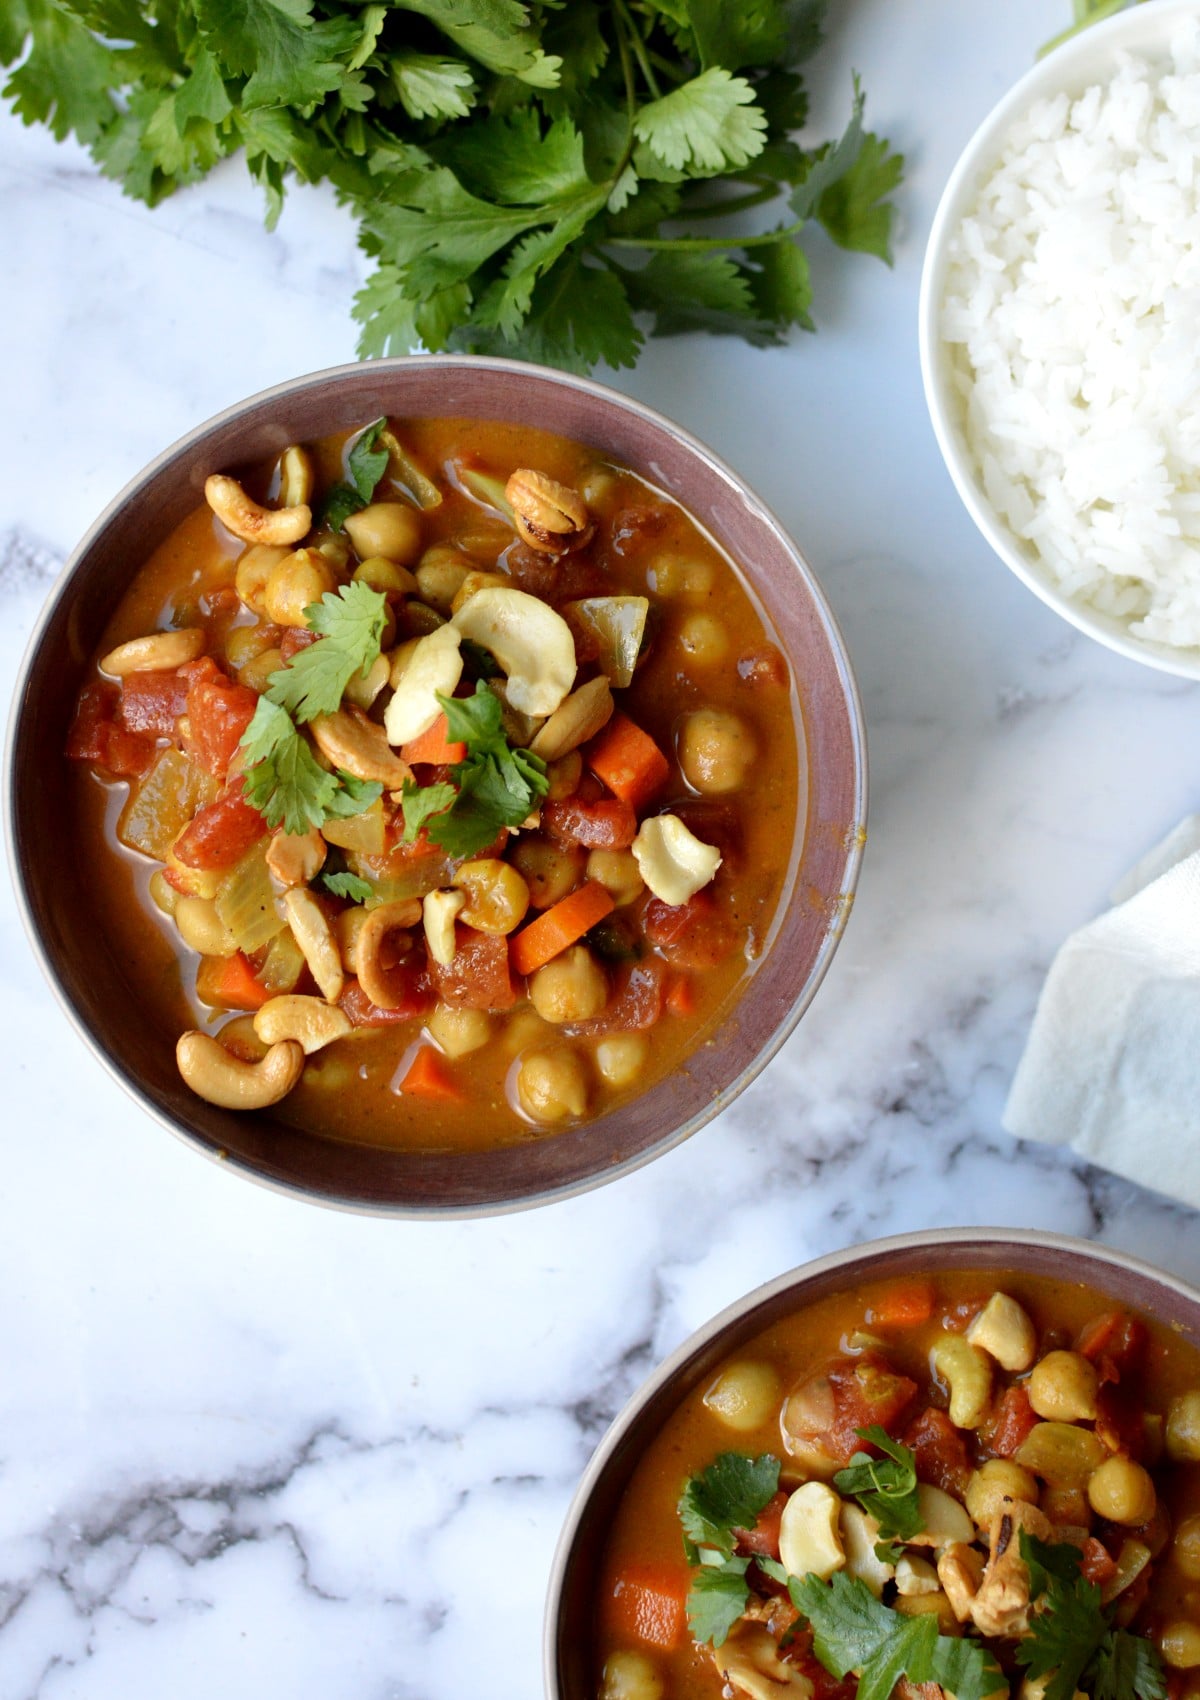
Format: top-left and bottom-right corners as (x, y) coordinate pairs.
(6, 356), (865, 1216)
(544, 1227), (1200, 1697)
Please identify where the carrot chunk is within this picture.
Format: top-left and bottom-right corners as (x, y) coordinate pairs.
(586, 711), (670, 812)
(400, 713), (468, 766)
(196, 952), (272, 1011)
(509, 881), (615, 977)
(398, 1046), (464, 1101)
(605, 1563), (690, 1652)
(868, 1280), (936, 1329)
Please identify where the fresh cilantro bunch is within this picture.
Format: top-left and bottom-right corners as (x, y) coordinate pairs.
(2, 1), (903, 373)
(240, 579), (389, 833)
(401, 681), (548, 858)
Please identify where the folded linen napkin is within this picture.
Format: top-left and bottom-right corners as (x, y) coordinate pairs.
(1003, 816), (1200, 1209)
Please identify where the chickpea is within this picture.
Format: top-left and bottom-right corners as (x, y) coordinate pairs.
(530, 946), (607, 1024)
(427, 1003), (492, 1059)
(678, 707), (756, 795)
(452, 859), (530, 935)
(509, 835), (583, 909)
(353, 555), (418, 597)
(600, 1650), (663, 1700)
(1040, 1485), (1092, 1529)
(650, 552), (715, 598)
(315, 532), (351, 573)
(677, 611), (729, 666)
(1028, 1350), (1100, 1422)
(587, 848), (644, 907)
(415, 545), (470, 614)
(515, 1048), (588, 1123)
(1167, 1391), (1200, 1462)
(148, 868), (179, 917)
(262, 548), (338, 628)
(235, 543), (289, 613)
(238, 645), (284, 693)
(1161, 1622), (1200, 1670)
(344, 501), (422, 564)
(546, 750), (583, 801)
(703, 1361), (781, 1433)
(1087, 1457), (1157, 1527)
(1175, 1513), (1200, 1581)
(224, 621), (276, 671)
(965, 1460), (1039, 1529)
(594, 1033), (648, 1089)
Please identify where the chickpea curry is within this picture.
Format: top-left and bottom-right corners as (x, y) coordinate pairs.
(593, 1271), (1200, 1700)
(66, 416), (799, 1149)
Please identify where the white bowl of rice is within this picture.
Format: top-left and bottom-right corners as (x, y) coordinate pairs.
(920, 0), (1200, 675)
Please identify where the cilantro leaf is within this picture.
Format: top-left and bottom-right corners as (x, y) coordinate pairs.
(400, 778), (459, 843)
(791, 1572), (1004, 1700)
(265, 581), (388, 723)
(389, 53), (475, 122)
(322, 870), (374, 902)
(818, 131), (905, 263)
(1017, 1533), (1167, 1700)
(322, 417), (391, 530)
(686, 1557), (752, 1649)
(324, 770), (383, 818)
(239, 697), (339, 834)
(193, 0), (358, 112)
(678, 1452), (780, 1562)
(633, 68), (768, 176)
(833, 1425), (922, 1542)
(437, 110), (590, 206)
(398, 683), (549, 857)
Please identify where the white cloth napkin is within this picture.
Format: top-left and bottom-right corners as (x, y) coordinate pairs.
(1003, 816), (1200, 1209)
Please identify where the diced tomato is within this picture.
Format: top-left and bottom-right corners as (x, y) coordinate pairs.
(903, 1407), (971, 1496)
(279, 627), (319, 661)
(103, 725), (158, 777)
(67, 681), (120, 762)
(575, 959), (665, 1034)
(430, 927), (518, 1011)
(1077, 1311), (1148, 1378)
(117, 668), (190, 736)
(1095, 1378), (1147, 1459)
(1080, 1537), (1120, 1589)
(542, 794), (637, 851)
(643, 890), (738, 970)
(737, 646), (790, 689)
(825, 1354), (918, 1460)
(609, 505), (670, 556)
(184, 664), (259, 777)
(340, 970), (433, 1026)
(735, 1491), (787, 1560)
(985, 1385), (1039, 1459)
(173, 787), (267, 870)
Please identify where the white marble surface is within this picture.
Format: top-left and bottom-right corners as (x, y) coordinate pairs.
(2, 4), (1198, 1697)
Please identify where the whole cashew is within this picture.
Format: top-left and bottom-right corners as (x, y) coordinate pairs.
(101, 628), (206, 676)
(205, 473), (311, 546)
(355, 899), (423, 1009)
(176, 1030), (304, 1109)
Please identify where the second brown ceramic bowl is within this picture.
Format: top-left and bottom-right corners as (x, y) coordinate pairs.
(545, 1227), (1200, 1697)
(7, 356), (865, 1216)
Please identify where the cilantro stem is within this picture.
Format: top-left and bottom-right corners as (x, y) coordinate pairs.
(605, 219), (807, 254)
(679, 181), (787, 222)
(613, 0), (662, 101)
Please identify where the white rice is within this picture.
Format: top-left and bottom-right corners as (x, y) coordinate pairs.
(942, 22), (1200, 648)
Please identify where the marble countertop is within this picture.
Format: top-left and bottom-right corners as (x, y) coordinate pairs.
(3, 3), (1198, 1696)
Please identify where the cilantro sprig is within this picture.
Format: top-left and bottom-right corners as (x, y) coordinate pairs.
(1, 4), (903, 374)
(400, 682), (549, 859)
(322, 418), (391, 533)
(677, 1452), (780, 1649)
(1016, 1533), (1167, 1700)
(791, 1571), (1004, 1700)
(833, 1425), (923, 1545)
(238, 581), (388, 834)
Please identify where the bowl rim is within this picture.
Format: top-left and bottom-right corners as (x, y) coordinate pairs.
(5, 353), (867, 1218)
(542, 1224), (1200, 1696)
(918, 0), (1200, 681)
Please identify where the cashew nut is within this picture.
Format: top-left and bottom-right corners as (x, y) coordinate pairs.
(712, 1619), (815, 1700)
(384, 623), (464, 745)
(908, 1484), (976, 1549)
(895, 1554), (940, 1597)
(504, 468), (593, 553)
(310, 706), (412, 789)
(355, 899), (423, 1010)
(840, 1504), (895, 1598)
(205, 473), (311, 546)
(281, 888), (344, 1003)
(277, 445), (314, 509)
(528, 674), (614, 761)
(966, 1292), (1038, 1372)
(778, 1482), (846, 1581)
(932, 1333), (992, 1430)
(937, 1541), (985, 1622)
(452, 587), (577, 717)
(423, 889), (465, 967)
(599, 1651), (664, 1700)
(632, 813), (722, 907)
(176, 1030), (304, 1109)
(343, 652), (392, 711)
(101, 628), (206, 676)
(253, 994), (352, 1054)
(266, 828), (327, 888)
